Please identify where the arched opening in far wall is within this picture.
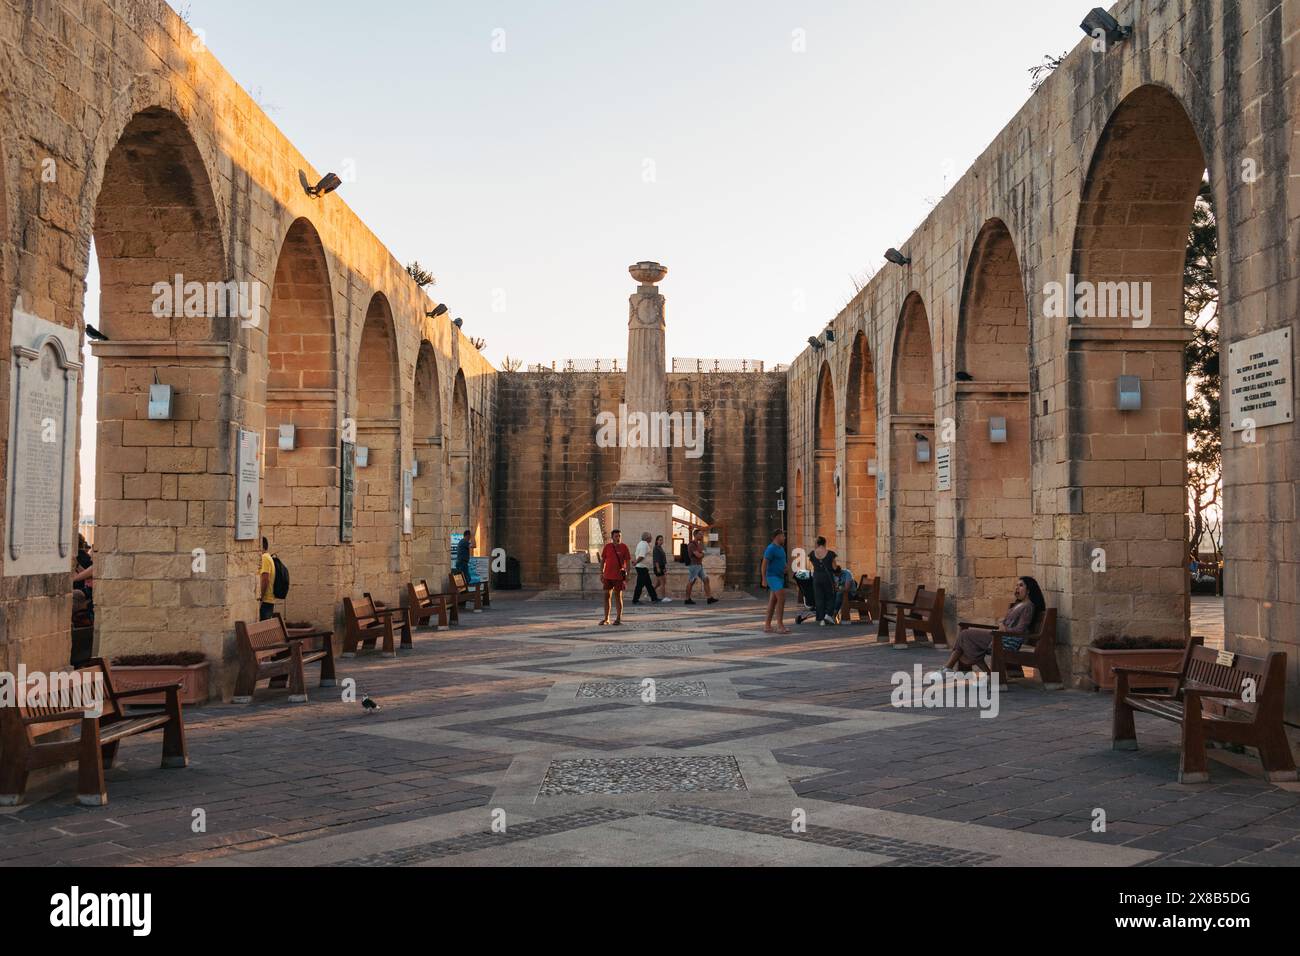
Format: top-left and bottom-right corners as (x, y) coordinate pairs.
(450, 370), (471, 535)
(889, 293), (936, 597)
(89, 106), (227, 663)
(263, 217), (339, 622)
(813, 363), (837, 549)
(1068, 84), (1213, 650)
(954, 218), (1032, 623)
(844, 331), (878, 577)
(411, 341), (444, 583)
(353, 293), (402, 598)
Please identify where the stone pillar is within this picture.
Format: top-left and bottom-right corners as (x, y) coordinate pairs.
(611, 262), (674, 546)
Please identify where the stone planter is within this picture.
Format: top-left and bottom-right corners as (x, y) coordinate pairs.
(110, 662), (210, 706)
(1088, 647), (1183, 692)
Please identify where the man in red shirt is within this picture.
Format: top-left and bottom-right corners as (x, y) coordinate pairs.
(600, 529), (631, 626)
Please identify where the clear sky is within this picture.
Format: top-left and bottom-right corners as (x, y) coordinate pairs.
(81, 0), (1093, 516)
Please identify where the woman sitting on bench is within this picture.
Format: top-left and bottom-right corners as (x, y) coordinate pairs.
(945, 576), (1045, 674)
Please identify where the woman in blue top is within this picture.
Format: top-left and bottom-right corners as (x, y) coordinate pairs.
(761, 529), (790, 634)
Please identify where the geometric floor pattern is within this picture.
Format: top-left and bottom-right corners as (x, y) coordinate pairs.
(2, 592), (1296, 867)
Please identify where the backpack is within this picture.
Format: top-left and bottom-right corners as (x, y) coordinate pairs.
(678, 542), (689, 564)
(272, 555), (291, 599)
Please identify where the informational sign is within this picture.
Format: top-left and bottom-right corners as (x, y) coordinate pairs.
(235, 429), (260, 541)
(470, 555), (489, 584)
(5, 301), (80, 576)
(450, 531), (464, 568)
(777, 499), (785, 512)
(935, 446), (953, 492)
(1228, 329), (1293, 430)
(340, 441), (356, 543)
(402, 470), (413, 535)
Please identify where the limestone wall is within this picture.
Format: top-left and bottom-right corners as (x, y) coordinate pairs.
(495, 370), (786, 589)
(784, 0), (1300, 716)
(0, 0), (496, 698)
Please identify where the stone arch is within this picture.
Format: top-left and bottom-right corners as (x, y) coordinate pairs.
(353, 293), (402, 597)
(263, 217), (339, 620)
(89, 106), (229, 665)
(449, 369), (471, 532)
(411, 341), (444, 582)
(888, 293), (936, 596)
(791, 466), (804, 549)
(813, 363), (837, 548)
(844, 331), (877, 575)
(954, 219), (1032, 622)
(1067, 83), (1208, 646)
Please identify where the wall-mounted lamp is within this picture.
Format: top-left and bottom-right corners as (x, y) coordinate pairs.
(824, 329), (836, 343)
(807, 336), (825, 351)
(426, 303), (448, 319)
(867, 459), (879, 477)
(148, 383), (174, 421)
(278, 423), (296, 451)
(885, 248), (912, 267)
(1080, 7), (1131, 44)
(453, 318), (464, 329)
(304, 172), (343, 198)
(988, 417), (1008, 444)
(914, 433), (931, 463)
(1117, 376), (1142, 412)
(411, 459), (420, 478)
(356, 446), (370, 468)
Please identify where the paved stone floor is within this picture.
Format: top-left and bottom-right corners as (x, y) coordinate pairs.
(2, 592), (1296, 867)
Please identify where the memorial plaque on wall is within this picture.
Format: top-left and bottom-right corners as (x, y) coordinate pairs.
(402, 469), (413, 535)
(4, 301), (81, 576)
(935, 446), (953, 492)
(1228, 328), (1294, 431)
(340, 441), (356, 542)
(235, 429), (260, 541)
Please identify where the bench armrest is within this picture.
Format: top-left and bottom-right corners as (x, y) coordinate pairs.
(959, 622), (997, 631)
(880, 599), (915, 610)
(1182, 682), (1245, 701)
(286, 628), (332, 641)
(369, 607), (405, 619)
(22, 707), (90, 725)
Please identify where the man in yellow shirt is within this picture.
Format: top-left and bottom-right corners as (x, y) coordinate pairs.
(258, 537), (276, 621)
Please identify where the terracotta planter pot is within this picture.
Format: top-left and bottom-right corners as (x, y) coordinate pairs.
(1088, 647), (1184, 692)
(111, 662), (210, 706)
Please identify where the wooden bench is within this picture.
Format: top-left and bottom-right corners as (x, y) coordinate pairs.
(343, 595), (412, 657)
(407, 580), (457, 629)
(0, 658), (188, 807)
(841, 575), (881, 624)
(233, 615), (336, 704)
(449, 570), (488, 613)
(959, 608), (1061, 689)
(877, 586), (948, 647)
(1113, 637), (1297, 784)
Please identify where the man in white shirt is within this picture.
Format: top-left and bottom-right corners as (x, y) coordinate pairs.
(631, 532), (672, 604)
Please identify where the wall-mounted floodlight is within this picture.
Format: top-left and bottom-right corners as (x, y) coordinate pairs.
(453, 318), (464, 329)
(278, 423), (296, 451)
(304, 173), (343, 198)
(356, 446), (370, 468)
(867, 459), (879, 477)
(148, 384), (174, 421)
(885, 248), (912, 267)
(824, 329), (836, 343)
(1117, 376), (1142, 412)
(1080, 7), (1131, 43)
(915, 433), (931, 463)
(989, 417), (1008, 444)
(807, 336), (825, 351)
(426, 303), (448, 319)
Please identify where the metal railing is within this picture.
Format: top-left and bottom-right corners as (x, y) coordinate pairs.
(671, 358), (766, 373)
(526, 359), (622, 373)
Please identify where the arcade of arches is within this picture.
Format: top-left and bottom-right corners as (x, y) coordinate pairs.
(0, 0), (1296, 725)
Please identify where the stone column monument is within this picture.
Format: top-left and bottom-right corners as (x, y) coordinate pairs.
(610, 262), (675, 547)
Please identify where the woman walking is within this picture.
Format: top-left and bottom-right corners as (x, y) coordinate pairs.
(795, 537), (837, 627)
(653, 534), (669, 599)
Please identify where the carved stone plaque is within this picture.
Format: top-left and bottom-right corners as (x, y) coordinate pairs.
(5, 301), (81, 576)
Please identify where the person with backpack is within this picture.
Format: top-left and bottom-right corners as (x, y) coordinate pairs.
(258, 537), (277, 620)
